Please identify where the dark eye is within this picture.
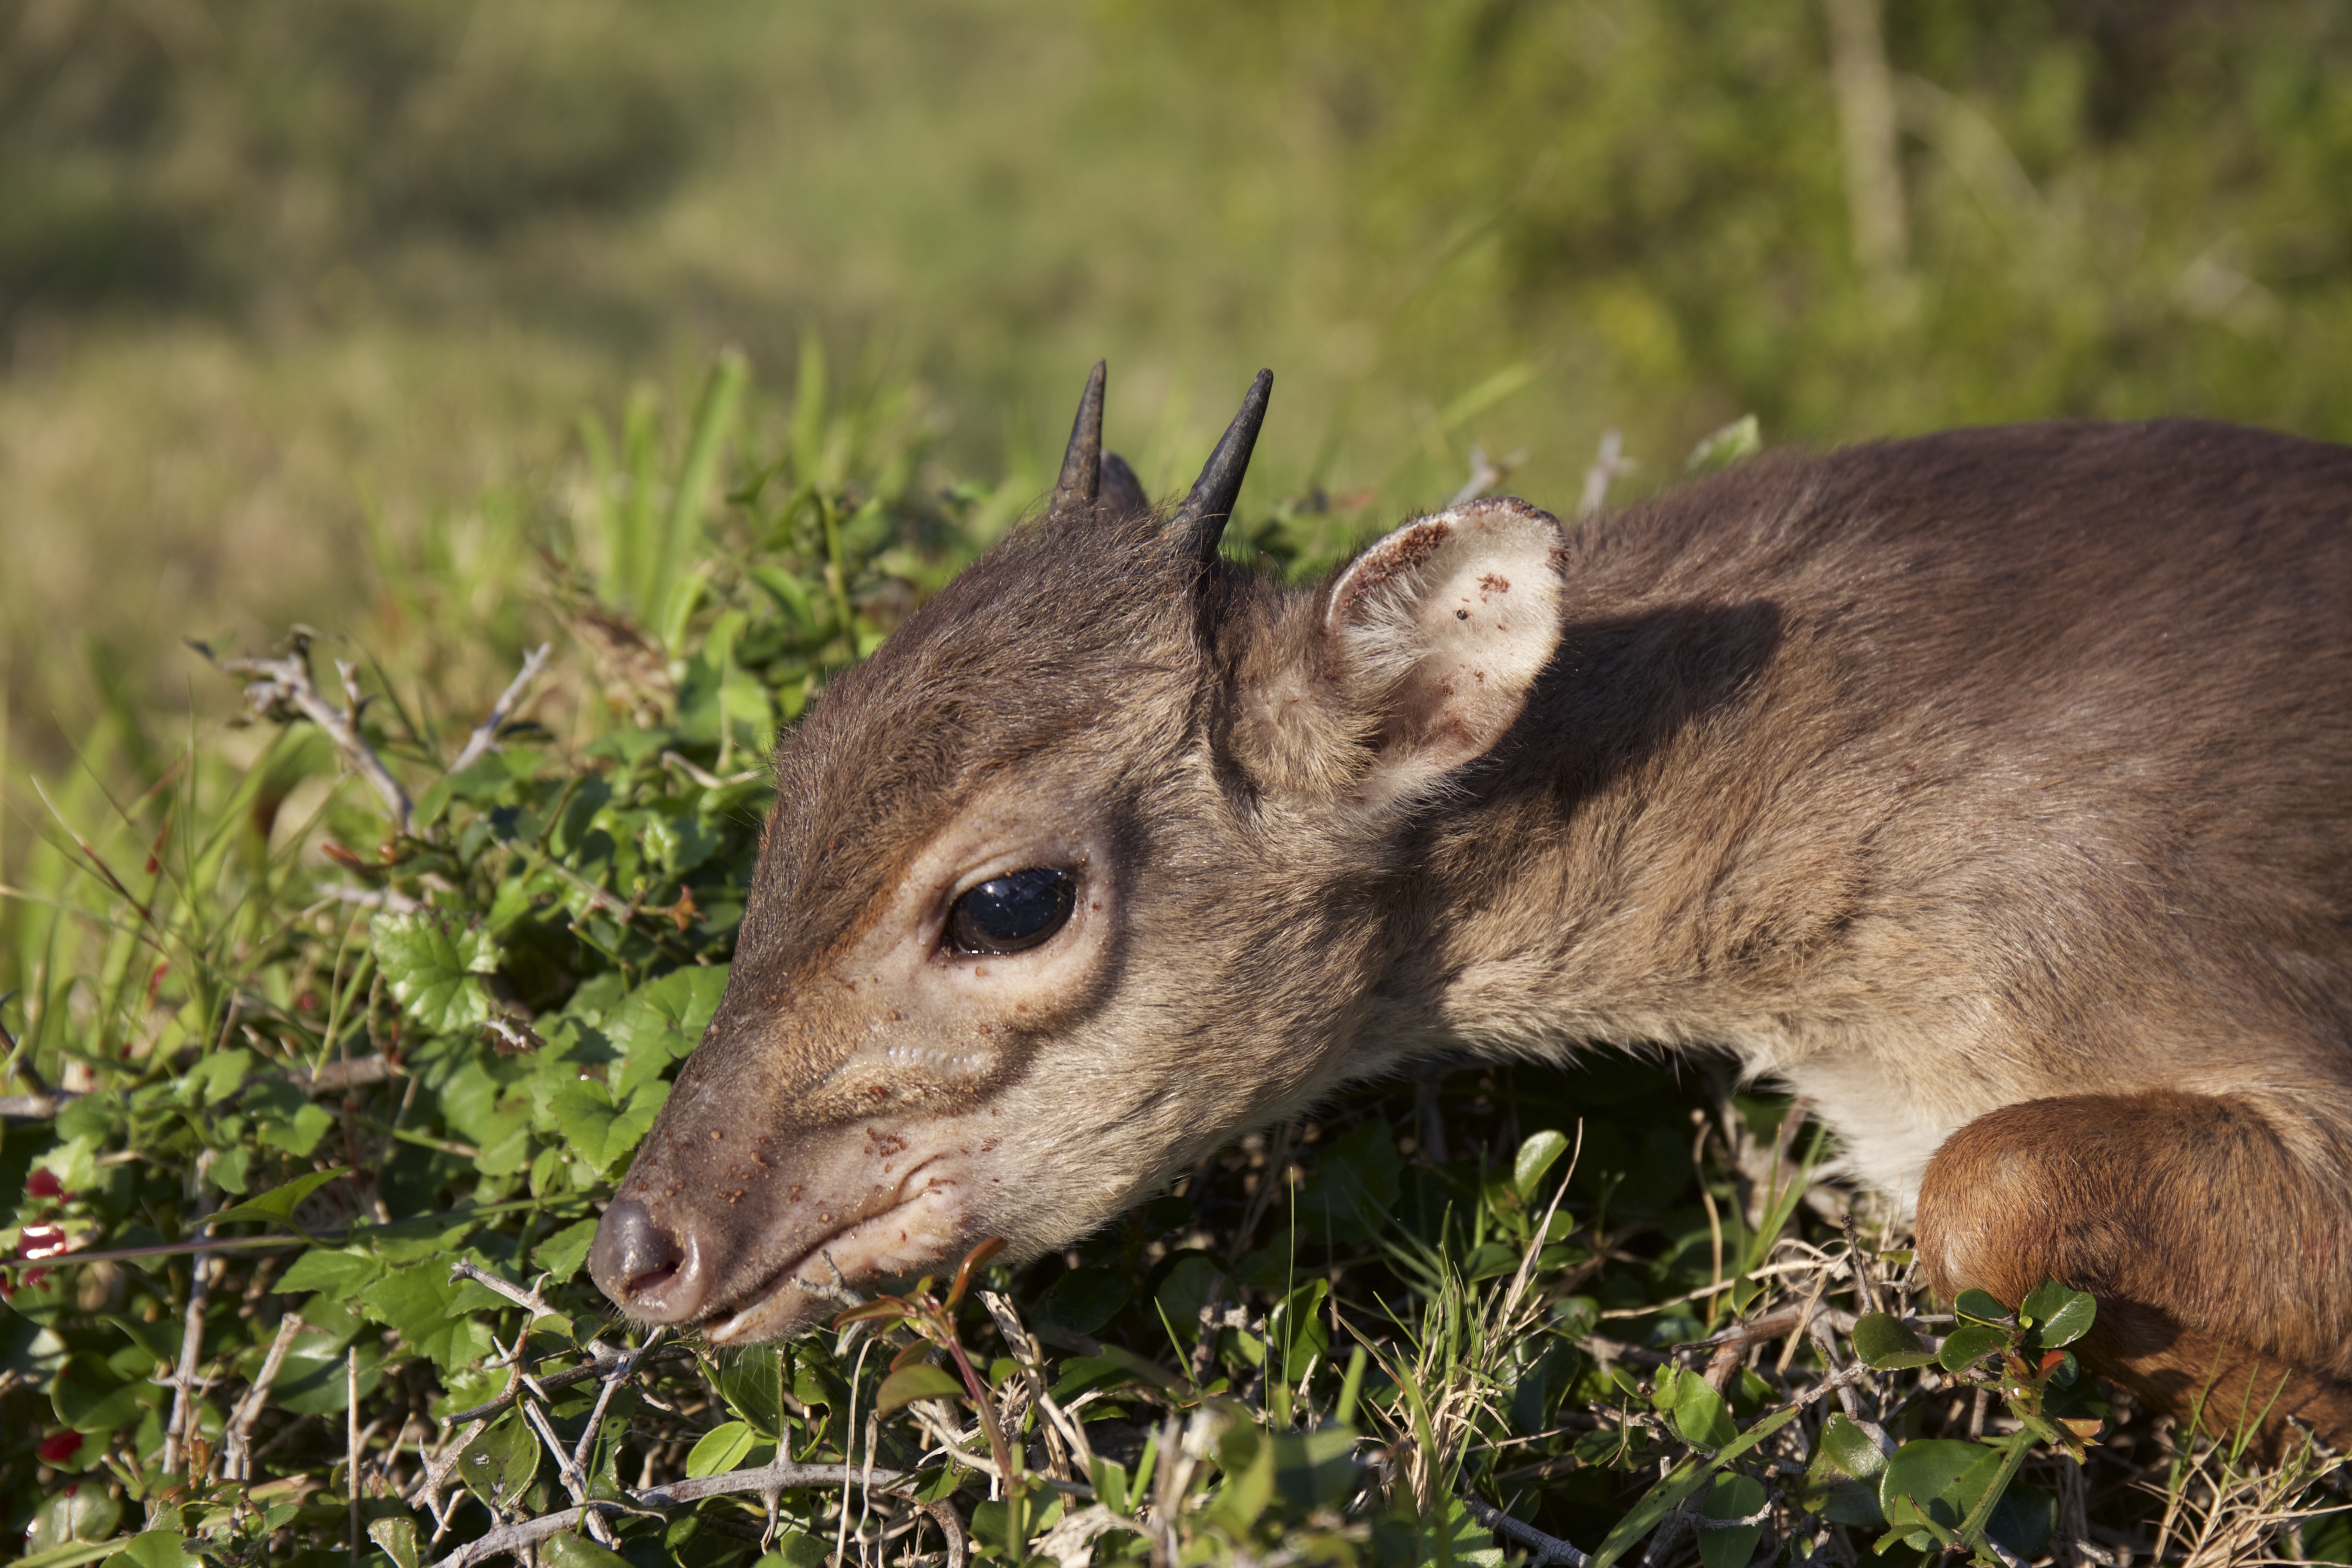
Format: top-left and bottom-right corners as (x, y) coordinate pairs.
(946, 868), (1077, 955)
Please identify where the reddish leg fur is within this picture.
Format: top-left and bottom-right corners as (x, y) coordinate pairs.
(1914, 1091), (2352, 1453)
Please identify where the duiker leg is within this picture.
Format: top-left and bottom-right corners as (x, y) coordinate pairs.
(1915, 1090), (2352, 1450)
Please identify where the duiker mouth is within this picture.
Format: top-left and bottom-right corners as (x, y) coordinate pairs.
(700, 1163), (966, 1344)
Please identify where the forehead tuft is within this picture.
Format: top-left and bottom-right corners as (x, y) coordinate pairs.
(736, 509), (1195, 975)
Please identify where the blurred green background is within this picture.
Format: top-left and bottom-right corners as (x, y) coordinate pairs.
(3, 0), (2350, 787)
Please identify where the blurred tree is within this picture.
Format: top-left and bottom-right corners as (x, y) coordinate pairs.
(0, 0), (737, 325)
(1102, 0), (2352, 442)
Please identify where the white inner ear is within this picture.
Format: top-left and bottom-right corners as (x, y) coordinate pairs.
(1324, 499), (1565, 801)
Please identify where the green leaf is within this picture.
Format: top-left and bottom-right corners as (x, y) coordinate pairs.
(1090, 1455), (1131, 1516)
(208, 1144), (252, 1194)
(2026, 1284), (2096, 1348)
(1513, 1128), (1572, 1200)
(1032, 1266), (1130, 1337)
(719, 1345), (788, 1439)
(1698, 1471), (1767, 1568)
(1210, 1425), (1276, 1533)
(1878, 1437), (2055, 1559)
(1798, 1414), (1887, 1527)
(368, 1517), (420, 1568)
(1819, 1413), (1887, 1480)
(1271, 1426), (1361, 1510)
(1687, 414), (1762, 472)
(875, 1363), (965, 1415)
(1589, 1403), (1806, 1568)
(541, 1533), (634, 1568)
(756, 1531), (835, 1568)
(2018, 1279), (2068, 1326)
(1271, 1277), (1331, 1376)
(208, 1167), (349, 1228)
(276, 1246), (386, 1302)
(606, 966), (729, 1096)
(358, 1268), (494, 1373)
(24, 1482), (123, 1553)
(1878, 1438), (1995, 1546)
(100, 1532), (192, 1568)
(459, 1412), (542, 1511)
(183, 1048), (254, 1106)
(256, 1101), (337, 1158)
(1591, 1457), (1711, 1568)
(52, 1352), (145, 1433)
(544, 1080), (619, 1162)
(685, 1420), (759, 1477)
(99, 1313), (180, 1369)
(268, 1317), (388, 1415)
(1669, 1366), (1738, 1450)
(1938, 1322), (2011, 1372)
(1954, 1288), (2011, 1324)
(371, 913), (501, 1034)
(1850, 1312), (1936, 1370)
(532, 1218), (603, 1283)
(1049, 1354), (1146, 1403)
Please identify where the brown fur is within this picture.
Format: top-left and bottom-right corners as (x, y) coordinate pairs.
(590, 400), (2352, 1449)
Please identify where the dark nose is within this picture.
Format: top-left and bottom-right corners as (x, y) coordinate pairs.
(589, 1196), (710, 1323)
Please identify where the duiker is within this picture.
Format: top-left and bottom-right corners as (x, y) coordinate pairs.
(592, 364), (2352, 1444)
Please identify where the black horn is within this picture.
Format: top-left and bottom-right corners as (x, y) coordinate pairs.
(1170, 369), (1273, 568)
(1047, 361), (1108, 521)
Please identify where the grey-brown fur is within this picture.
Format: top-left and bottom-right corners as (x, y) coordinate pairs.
(592, 371), (2352, 1442)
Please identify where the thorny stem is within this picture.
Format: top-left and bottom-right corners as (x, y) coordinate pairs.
(426, 1457), (915, 1568)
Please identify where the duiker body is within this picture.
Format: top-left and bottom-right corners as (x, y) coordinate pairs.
(592, 365), (2352, 1442)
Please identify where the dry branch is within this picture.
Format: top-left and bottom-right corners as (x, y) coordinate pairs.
(205, 632), (415, 834)
(449, 643), (554, 775)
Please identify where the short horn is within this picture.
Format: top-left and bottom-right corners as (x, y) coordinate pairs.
(1170, 369), (1273, 567)
(1047, 360), (1108, 521)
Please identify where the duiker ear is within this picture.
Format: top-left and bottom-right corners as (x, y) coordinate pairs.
(1323, 498), (1566, 802)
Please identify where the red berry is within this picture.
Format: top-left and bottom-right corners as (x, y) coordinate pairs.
(16, 1224), (68, 1260)
(37, 1430), (83, 1464)
(24, 1167), (62, 1200)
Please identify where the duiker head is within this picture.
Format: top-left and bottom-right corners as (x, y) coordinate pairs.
(589, 363), (1568, 1342)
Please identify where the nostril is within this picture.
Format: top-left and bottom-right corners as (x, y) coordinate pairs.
(626, 1257), (681, 1297)
(590, 1197), (701, 1320)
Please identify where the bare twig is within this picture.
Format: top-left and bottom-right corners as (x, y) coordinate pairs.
(441, 1343), (693, 1425)
(348, 1348), (363, 1566)
(449, 644), (554, 776)
(162, 1226), (219, 1474)
(1449, 445), (1504, 508)
(1, 1052), (394, 1124)
(207, 633), (414, 834)
(318, 883), (426, 914)
(660, 750), (764, 790)
(426, 1471), (906, 1568)
(921, 1501), (970, 1568)
(635, 1455), (912, 1508)
(1034, 1504), (1144, 1568)
(569, 1328), (666, 1495)
(1843, 1212), (1882, 1317)
(1467, 1494), (1591, 1568)
(1578, 429), (1634, 517)
(448, 1259), (563, 1320)
(224, 1312), (306, 1480)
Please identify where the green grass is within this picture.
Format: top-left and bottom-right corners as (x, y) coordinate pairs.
(3, 357), (2344, 1568)
(10, 1), (2352, 789)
